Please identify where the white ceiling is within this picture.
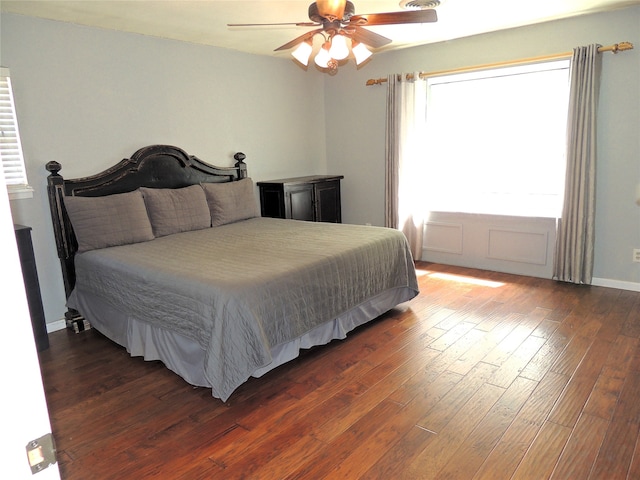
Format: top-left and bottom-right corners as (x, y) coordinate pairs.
(2, 0), (638, 58)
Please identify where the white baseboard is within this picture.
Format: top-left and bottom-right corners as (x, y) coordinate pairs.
(592, 277), (640, 292)
(46, 319), (67, 333)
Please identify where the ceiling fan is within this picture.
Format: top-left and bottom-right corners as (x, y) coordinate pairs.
(228, 0), (438, 74)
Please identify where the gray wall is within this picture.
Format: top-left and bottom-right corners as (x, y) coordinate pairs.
(1, 13), (327, 327)
(2, 6), (640, 328)
(324, 6), (640, 288)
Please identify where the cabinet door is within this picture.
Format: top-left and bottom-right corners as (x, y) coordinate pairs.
(260, 187), (286, 218)
(286, 184), (314, 221)
(314, 180), (342, 223)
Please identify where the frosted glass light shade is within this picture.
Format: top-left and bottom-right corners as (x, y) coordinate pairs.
(315, 43), (331, 68)
(353, 42), (372, 65)
(292, 41), (313, 66)
(329, 35), (349, 60)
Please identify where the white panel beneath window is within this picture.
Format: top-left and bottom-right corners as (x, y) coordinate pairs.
(421, 212), (555, 278)
(424, 221), (463, 254)
(487, 228), (548, 265)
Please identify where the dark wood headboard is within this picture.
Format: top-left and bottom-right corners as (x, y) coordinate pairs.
(46, 144), (248, 303)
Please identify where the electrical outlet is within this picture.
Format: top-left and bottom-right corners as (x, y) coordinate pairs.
(634, 249), (640, 263)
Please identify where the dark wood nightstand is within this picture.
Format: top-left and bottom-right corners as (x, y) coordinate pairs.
(14, 224), (49, 351)
(257, 175), (343, 223)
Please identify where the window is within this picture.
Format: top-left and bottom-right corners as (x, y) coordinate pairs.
(422, 60), (570, 218)
(0, 67), (32, 199)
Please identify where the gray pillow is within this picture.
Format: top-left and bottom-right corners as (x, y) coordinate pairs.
(201, 178), (260, 227)
(65, 190), (155, 253)
(140, 184), (211, 237)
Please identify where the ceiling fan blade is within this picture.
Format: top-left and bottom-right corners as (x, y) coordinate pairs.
(349, 9), (437, 26)
(350, 26), (392, 49)
(228, 22), (320, 27)
(274, 28), (324, 51)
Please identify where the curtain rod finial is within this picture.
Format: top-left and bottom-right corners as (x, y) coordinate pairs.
(612, 41), (633, 53)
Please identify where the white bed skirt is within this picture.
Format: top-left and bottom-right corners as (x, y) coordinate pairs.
(70, 286), (415, 399)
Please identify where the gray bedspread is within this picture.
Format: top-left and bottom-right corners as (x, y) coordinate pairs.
(68, 217), (419, 400)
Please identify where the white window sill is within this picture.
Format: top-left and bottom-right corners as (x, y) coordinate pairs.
(8, 185), (34, 200)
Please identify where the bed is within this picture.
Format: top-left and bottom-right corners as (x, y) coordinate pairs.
(46, 145), (419, 401)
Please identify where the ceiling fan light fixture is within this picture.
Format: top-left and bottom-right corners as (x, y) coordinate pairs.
(242, 0), (439, 74)
(291, 40), (313, 66)
(314, 41), (332, 68)
(316, 0), (347, 21)
(352, 41), (372, 65)
(329, 34), (349, 60)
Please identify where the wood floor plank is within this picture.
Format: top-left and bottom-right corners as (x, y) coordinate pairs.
(474, 303), (515, 332)
(582, 366), (625, 420)
(471, 370), (570, 480)
(447, 319), (518, 376)
(385, 347), (444, 406)
(417, 361), (498, 433)
(296, 400), (405, 480)
(359, 370), (462, 479)
(428, 320), (477, 351)
(517, 370), (571, 426)
(219, 428), (327, 479)
(481, 314), (530, 366)
(550, 316), (602, 376)
(487, 334), (547, 388)
(436, 376), (538, 479)
(37, 262), (640, 480)
(626, 431), (640, 480)
(519, 321), (576, 382)
(549, 413), (609, 479)
(530, 317), (560, 339)
(405, 382), (506, 479)
(547, 338), (613, 427)
(621, 297), (640, 338)
(311, 340), (444, 444)
(589, 371), (640, 479)
(472, 416), (543, 480)
(510, 421), (573, 480)
(604, 334), (639, 373)
(214, 382), (368, 469)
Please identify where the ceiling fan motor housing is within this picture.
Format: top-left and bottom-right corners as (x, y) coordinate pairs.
(309, 1), (356, 23)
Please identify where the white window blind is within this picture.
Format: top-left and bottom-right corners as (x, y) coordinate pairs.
(0, 67), (32, 198)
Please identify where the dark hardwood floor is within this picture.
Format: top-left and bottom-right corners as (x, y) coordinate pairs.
(39, 262), (640, 479)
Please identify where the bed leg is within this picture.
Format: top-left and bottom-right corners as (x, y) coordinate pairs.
(65, 309), (91, 333)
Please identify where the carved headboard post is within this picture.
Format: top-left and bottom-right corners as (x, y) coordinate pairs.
(46, 160), (86, 329)
(234, 152), (248, 179)
(46, 160), (77, 299)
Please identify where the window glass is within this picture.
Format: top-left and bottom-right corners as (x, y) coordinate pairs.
(423, 60), (570, 218)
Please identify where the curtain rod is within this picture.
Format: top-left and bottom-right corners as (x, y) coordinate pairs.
(365, 41), (634, 86)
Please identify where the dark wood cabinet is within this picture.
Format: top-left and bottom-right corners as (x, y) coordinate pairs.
(14, 224), (49, 351)
(257, 175), (343, 223)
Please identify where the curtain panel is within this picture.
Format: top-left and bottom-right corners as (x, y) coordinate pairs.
(385, 73), (427, 261)
(553, 44), (602, 284)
